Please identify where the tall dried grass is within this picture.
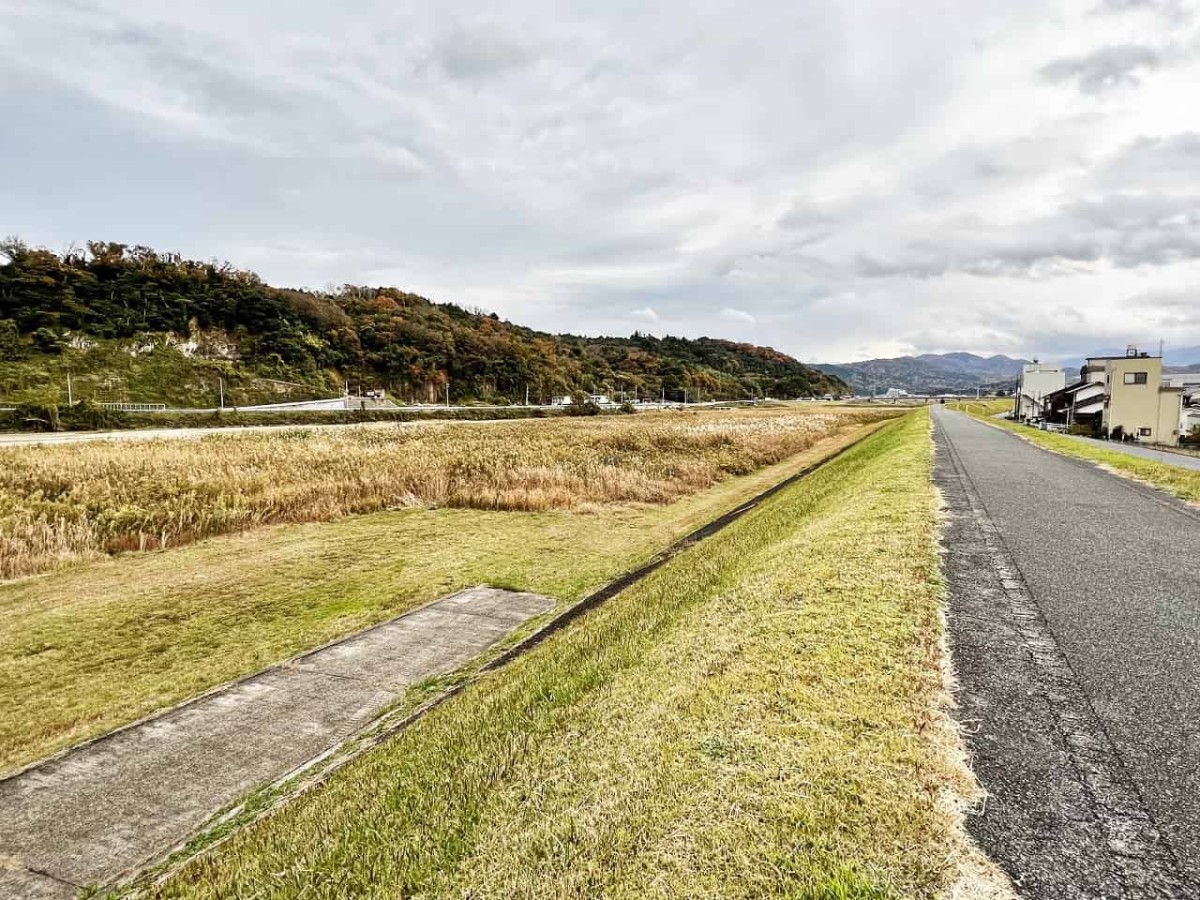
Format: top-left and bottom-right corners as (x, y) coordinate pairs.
(0, 408), (889, 579)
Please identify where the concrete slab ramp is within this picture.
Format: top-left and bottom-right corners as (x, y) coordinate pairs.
(0, 586), (554, 898)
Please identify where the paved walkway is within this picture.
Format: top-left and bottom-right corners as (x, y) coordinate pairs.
(0, 587), (553, 899)
(933, 407), (1200, 899)
(1055, 431), (1200, 471)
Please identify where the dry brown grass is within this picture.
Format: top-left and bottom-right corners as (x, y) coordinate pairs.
(0, 406), (891, 580)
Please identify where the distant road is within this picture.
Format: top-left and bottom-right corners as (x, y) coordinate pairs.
(933, 407), (1200, 898)
(1056, 431), (1200, 471)
(0, 418), (528, 447)
(0, 420), (407, 446)
(0, 400), (769, 447)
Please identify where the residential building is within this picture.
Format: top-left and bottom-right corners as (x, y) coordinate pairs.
(1045, 347), (1183, 445)
(1183, 407), (1200, 442)
(1043, 379), (1105, 429)
(1101, 353), (1181, 444)
(1169, 374), (1200, 441)
(1013, 361), (1065, 421)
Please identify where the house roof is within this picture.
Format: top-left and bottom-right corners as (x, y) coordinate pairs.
(1043, 379), (1089, 401)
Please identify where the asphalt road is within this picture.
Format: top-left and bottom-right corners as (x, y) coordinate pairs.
(1056, 432), (1200, 471)
(933, 407), (1200, 898)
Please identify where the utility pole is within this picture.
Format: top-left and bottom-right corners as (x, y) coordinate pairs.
(219, 377), (225, 410)
(525, 384), (530, 406)
(445, 380), (450, 408)
(66, 372), (73, 406)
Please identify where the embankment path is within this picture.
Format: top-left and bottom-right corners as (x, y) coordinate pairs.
(933, 406), (1200, 899)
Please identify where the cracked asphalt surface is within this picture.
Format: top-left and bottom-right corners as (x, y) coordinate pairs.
(933, 407), (1200, 899)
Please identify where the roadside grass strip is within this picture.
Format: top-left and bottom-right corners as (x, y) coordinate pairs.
(147, 412), (975, 899)
(950, 404), (1200, 505)
(945, 400), (1010, 418)
(0, 422), (886, 775)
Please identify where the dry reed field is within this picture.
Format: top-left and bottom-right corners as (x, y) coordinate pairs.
(0, 406), (892, 580)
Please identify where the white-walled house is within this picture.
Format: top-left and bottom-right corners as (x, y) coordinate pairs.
(1014, 362), (1066, 421)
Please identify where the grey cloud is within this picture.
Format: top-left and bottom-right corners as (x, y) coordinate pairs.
(1096, 0), (1192, 21)
(433, 24), (538, 80)
(1129, 287), (1200, 311)
(852, 187), (1200, 280)
(908, 134), (1077, 201)
(1097, 132), (1200, 190)
(1040, 44), (1162, 93)
(108, 26), (298, 123)
(776, 204), (838, 231)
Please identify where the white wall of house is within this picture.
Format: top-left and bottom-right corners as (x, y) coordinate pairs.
(1016, 363), (1065, 419)
(1183, 407), (1200, 440)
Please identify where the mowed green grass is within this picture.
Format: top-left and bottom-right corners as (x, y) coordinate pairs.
(946, 399), (1011, 418)
(950, 403), (1200, 504)
(0, 421), (883, 774)
(150, 411), (968, 899)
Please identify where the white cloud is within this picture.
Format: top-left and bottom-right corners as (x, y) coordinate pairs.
(629, 306), (660, 323)
(720, 307), (756, 325)
(2, 0), (1200, 362)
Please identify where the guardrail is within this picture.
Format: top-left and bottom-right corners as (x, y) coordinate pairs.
(98, 402), (168, 412)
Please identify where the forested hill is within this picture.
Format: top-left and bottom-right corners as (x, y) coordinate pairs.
(0, 240), (845, 406)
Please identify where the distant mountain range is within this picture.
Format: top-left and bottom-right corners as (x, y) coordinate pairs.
(819, 345), (1200, 394)
(814, 353), (1027, 395)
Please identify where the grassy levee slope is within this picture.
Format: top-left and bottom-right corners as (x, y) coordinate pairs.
(0, 417), (888, 775)
(949, 402), (1200, 504)
(151, 411), (966, 900)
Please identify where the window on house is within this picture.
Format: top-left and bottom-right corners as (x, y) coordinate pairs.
(1124, 372), (1148, 385)
(1138, 427), (1152, 437)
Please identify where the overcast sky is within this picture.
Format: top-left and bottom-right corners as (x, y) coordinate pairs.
(2, 0), (1198, 363)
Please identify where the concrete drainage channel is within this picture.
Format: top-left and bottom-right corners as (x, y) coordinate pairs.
(0, 424), (882, 899)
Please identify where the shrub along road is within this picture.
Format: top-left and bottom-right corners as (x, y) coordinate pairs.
(933, 406), (1200, 898)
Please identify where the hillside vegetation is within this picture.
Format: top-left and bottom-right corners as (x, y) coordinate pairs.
(0, 239), (845, 407)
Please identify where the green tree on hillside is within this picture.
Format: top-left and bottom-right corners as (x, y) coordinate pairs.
(0, 239), (847, 404)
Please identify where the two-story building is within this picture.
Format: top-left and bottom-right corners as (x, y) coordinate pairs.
(1100, 352), (1182, 443)
(1044, 347), (1183, 445)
